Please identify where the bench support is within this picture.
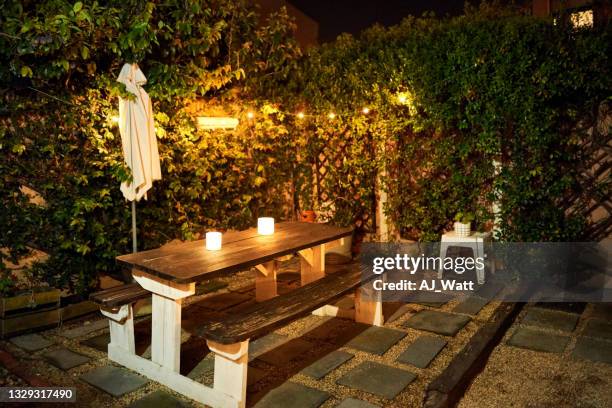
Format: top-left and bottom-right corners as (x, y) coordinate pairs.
(101, 304), (135, 354)
(298, 245), (325, 285)
(255, 261), (278, 302)
(355, 278), (384, 326)
(133, 271), (195, 373)
(207, 340), (249, 408)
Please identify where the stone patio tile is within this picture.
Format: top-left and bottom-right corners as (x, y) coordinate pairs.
(397, 336), (447, 368)
(534, 302), (586, 315)
(301, 350), (354, 379)
(196, 292), (251, 311)
(9, 333), (53, 351)
(254, 382), (330, 408)
(128, 390), (192, 408)
(591, 303), (612, 320)
(81, 332), (110, 352)
(195, 280), (228, 295)
(475, 282), (504, 301)
(571, 336), (612, 364)
(336, 398), (380, 408)
(507, 327), (570, 353)
(80, 366), (147, 397)
(386, 304), (411, 324)
(453, 296), (489, 315)
(521, 308), (579, 333)
(249, 333), (289, 361)
(346, 326), (406, 355)
(582, 319), (612, 340)
(403, 310), (471, 336)
(256, 338), (314, 366)
(44, 348), (90, 370)
(59, 319), (108, 339)
(337, 361), (416, 399)
(187, 357), (214, 380)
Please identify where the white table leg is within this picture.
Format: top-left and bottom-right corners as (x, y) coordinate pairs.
(255, 261), (278, 301)
(101, 304), (135, 354)
(298, 244), (325, 285)
(207, 340), (249, 408)
(133, 271), (195, 373)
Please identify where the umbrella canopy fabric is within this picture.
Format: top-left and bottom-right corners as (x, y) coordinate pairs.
(117, 63), (161, 202)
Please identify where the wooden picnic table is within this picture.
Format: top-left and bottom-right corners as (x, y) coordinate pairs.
(109, 221), (353, 408)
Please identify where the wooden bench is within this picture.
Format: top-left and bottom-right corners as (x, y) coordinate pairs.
(195, 263), (381, 403)
(89, 283), (150, 354)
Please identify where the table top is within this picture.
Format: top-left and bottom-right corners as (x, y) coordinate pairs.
(117, 222), (353, 284)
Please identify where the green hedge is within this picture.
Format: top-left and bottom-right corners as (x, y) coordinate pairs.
(287, 4), (610, 242)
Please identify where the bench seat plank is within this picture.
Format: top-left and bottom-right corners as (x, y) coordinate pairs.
(198, 264), (372, 344)
(90, 283), (150, 308)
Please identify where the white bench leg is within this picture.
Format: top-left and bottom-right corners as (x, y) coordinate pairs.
(355, 278), (383, 326)
(207, 340), (249, 408)
(101, 304), (135, 355)
(438, 240), (450, 279)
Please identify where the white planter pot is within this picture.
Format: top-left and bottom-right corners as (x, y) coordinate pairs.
(454, 221), (471, 237)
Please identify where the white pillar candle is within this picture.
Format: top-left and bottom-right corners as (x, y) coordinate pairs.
(205, 231), (222, 250)
(257, 217), (275, 235)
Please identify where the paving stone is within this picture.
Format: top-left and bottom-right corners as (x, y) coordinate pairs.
(195, 280), (228, 295)
(254, 382), (330, 408)
(535, 302), (586, 315)
(404, 310), (471, 336)
(346, 326), (406, 355)
(9, 333), (53, 351)
(303, 319), (369, 347)
(521, 308), (579, 333)
(81, 333), (110, 352)
(591, 303), (612, 320)
(397, 336), (447, 368)
(571, 336), (612, 364)
(128, 390), (192, 408)
(336, 398), (380, 408)
(582, 319), (612, 340)
(197, 292), (251, 311)
(336, 361), (416, 399)
(44, 348), (90, 370)
(301, 350), (354, 379)
(232, 284), (256, 294)
(249, 333), (289, 361)
(453, 296), (489, 315)
(186, 357), (214, 380)
(80, 366), (147, 397)
(256, 338), (314, 366)
(59, 319), (108, 339)
(475, 282), (504, 300)
(386, 304), (411, 324)
(507, 327), (570, 353)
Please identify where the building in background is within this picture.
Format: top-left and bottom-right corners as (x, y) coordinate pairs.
(531, 0), (611, 27)
(255, 0), (319, 48)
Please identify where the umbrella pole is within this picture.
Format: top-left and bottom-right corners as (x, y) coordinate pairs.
(131, 200), (137, 253)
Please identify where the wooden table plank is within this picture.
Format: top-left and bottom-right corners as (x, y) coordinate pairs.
(117, 222), (352, 284)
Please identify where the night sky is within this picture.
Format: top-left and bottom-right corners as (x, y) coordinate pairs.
(289, 0), (467, 42)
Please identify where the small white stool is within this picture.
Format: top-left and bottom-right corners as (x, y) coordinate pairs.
(437, 231), (494, 285)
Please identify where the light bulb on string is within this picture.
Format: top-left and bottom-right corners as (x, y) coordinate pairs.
(362, 107), (370, 114)
(296, 112), (305, 119)
(246, 111), (254, 119)
(328, 112), (336, 120)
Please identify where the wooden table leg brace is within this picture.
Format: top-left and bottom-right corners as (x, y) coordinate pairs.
(355, 275), (384, 326)
(255, 261), (278, 302)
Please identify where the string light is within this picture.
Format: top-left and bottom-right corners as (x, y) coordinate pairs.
(397, 94), (407, 104)
(111, 115), (119, 123)
(362, 107), (370, 114)
(297, 112), (305, 119)
(246, 111), (254, 119)
(328, 112), (336, 119)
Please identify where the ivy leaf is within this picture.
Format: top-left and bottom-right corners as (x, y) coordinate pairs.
(20, 66), (33, 78)
(73, 2), (83, 13)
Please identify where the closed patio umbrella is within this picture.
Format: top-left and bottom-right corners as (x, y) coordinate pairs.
(117, 63), (161, 252)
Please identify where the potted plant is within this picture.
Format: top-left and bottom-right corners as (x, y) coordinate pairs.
(454, 212), (475, 237)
